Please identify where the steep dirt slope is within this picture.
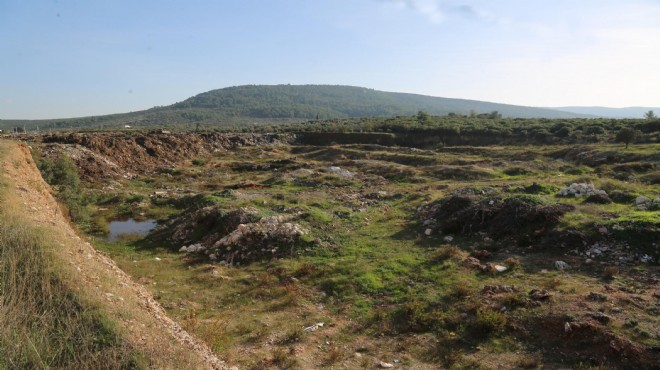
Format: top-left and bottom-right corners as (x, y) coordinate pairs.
(39, 132), (294, 181)
(0, 140), (226, 369)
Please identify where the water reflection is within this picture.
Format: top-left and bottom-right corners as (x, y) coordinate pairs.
(106, 219), (157, 242)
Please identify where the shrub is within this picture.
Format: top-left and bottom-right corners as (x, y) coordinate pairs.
(473, 308), (507, 335)
(36, 155), (93, 225)
(504, 167), (533, 176)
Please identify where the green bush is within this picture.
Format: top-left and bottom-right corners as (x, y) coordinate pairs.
(473, 308), (507, 335)
(35, 154), (94, 225)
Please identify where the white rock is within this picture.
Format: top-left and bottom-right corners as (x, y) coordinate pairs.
(494, 265), (508, 272)
(444, 235), (454, 242)
(424, 228), (433, 236)
(380, 362), (394, 368)
(554, 260), (570, 270)
(598, 227), (608, 234)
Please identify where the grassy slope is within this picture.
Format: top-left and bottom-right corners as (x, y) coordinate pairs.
(0, 140), (216, 369)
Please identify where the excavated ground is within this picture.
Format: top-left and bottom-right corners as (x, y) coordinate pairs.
(38, 132), (294, 181)
(0, 140), (226, 369)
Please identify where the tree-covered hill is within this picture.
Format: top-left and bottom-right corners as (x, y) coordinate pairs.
(170, 84), (590, 119)
(1, 84), (592, 131)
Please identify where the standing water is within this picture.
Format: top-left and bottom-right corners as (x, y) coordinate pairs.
(106, 219), (157, 242)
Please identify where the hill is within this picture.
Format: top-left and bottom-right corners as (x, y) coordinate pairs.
(170, 85), (590, 119)
(554, 106), (660, 118)
(1, 85), (592, 131)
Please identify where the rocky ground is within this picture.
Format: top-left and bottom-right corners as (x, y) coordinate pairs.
(27, 133), (660, 369)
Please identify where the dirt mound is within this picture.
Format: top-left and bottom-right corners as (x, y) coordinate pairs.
(521, 315), (659, 369)
(40, 132), (293, 181)
(155, 205), (309, 265)
(420, 193), (574, 243)
(555, 146), (659, 167)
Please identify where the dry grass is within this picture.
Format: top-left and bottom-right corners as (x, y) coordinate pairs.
(0, 205), (141, 369)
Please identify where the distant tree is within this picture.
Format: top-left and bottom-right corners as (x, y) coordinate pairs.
(644, 110), (656, 120)
(615, 127), (639, 149)
(554, 126), (572, 138)
(468, 109), (477, 118)
(488, 110), (502, 119)
(416, 110), (430, 124)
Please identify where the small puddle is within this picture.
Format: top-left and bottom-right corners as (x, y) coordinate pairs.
(106, 219), (157, 242)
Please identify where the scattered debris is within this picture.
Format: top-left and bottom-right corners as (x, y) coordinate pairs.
(557, 183), (607, 198)
(493, 264), (508, 272)
(326, 166), (356, 178)
(303, 322), (324, 333)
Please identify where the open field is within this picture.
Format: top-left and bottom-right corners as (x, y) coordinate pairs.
(28, 130), (660, 369)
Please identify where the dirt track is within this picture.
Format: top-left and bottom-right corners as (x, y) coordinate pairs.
(0, 140), (226, 369)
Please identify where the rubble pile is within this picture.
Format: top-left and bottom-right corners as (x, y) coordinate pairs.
(557, 183), (607, 198)
(635, 196), (660, 211)
(204, 215), (308, 265)
(326, 166), (356, 178)
(419, 192), (573, 243)
(158, 205), (309, 265)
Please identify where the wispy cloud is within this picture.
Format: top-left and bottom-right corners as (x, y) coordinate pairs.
(381, 0), (504, 24)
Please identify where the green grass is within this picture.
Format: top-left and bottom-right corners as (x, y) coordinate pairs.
(46, 140), (660, 369)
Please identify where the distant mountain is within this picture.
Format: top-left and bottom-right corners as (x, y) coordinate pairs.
(170, 85), (591, 119)
(553, 106), (660, 119)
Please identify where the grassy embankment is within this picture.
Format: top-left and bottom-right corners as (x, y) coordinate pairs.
(0, 141), (141, 369)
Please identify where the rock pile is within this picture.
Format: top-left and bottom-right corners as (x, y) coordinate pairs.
(326, 166), (356, 178)
(635, 196), (660, 211)
(156, 205), (309, 265)
(419, 193), (574, 244)
(557, 183), (607, 198)
(206, 215), (308, 265)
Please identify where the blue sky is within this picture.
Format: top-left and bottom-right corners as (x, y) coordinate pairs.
(1, 0), (659, 119)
